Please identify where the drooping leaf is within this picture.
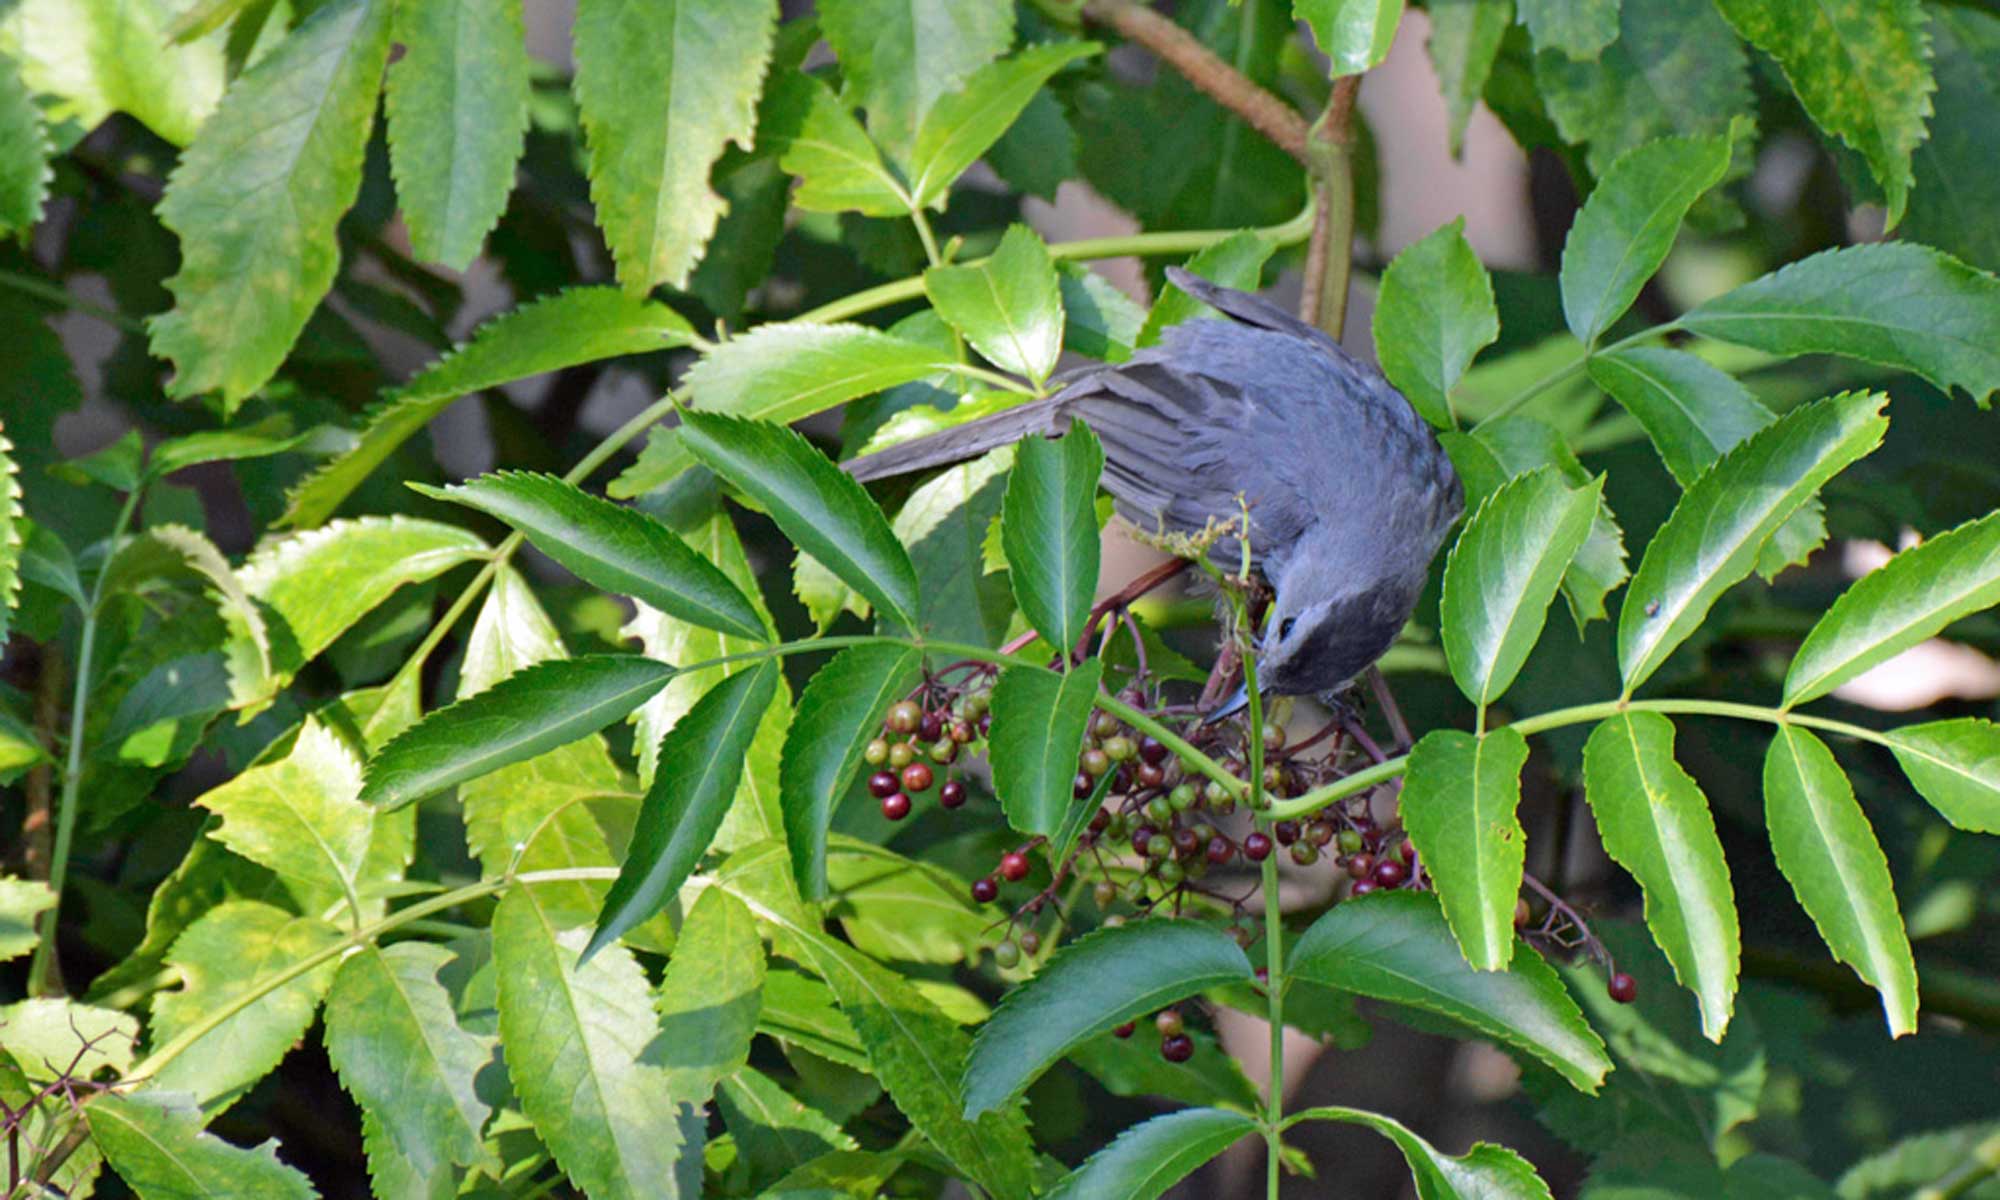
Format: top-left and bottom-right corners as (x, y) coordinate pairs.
(906, 40), (1100, 209)
(283, 289), (695, 527)
(1679, 243), (2000, 408)
(987, 659), (1104, 843)
(1044, 1106), (1259, 1200)
(0, 0), (226, 146)
(923, 223), (1065, 386)
(1000, 425), (1102, 652)
(419, 472), (767, 641)
(0, 876), (55, 962)
(197, 716), (374, 918)
(1295, 0), (1404, 75)
(147, 0), (394, 410)
(361, 655), (677, 811)
(1373, 217), (1498, 430)
(1906, 7), (2000, 273)
(1058, 262), (1147, 363)
(0, 53), (50, 236)
(384, 0), (529, 267)
(1440, 468), (1601, 707)
(586, 662), (780, 959)
(1762, 726), (1918, 1036)
(1290, 1106), (1554, 1199)
(1618, 392), (1888, 693)
(1582, 712), (1739, 1041)
(1517, 0), (1617, 59)
(1288, 891), (1611, 1091)
(679, 410), (920, 630)
(1712, 0), (1933, 227)
(1425, 0), (1512, 157)
(1786, 510), (2000, 707)
(90, 1093), (316, 1199)
(767, 71), (911, 216)
(779, 642), (923, 900)
(817, 0), (1013, 159)
(574, 0), (777, 291)
(1885, 718), (2000, 834)
(1401, 728), (1531, 972)
(1559, 133), (1731, 346)
(963, 920), (1254, 1117)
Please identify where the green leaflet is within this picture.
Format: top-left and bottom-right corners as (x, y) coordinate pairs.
(717, 1065), (858, 1188)
(1044, 1106), (1259, 1200)
(987, 659), (1104, 842)
(924, 224), (1065, 386)
(0, 53), (50, 236)
(1517, 0), (1617, 59)
(148, 0), (394, 410)
(906, 40), (1100, 210)
(90, 1093), (316, 1199)
(1000, 425), (1102, 653)
(574, 0), (777, 292)
(1906, 7), (2000, 273)
(0, 0), (226, 146)
(1400, 728), (1531, 972)
(1289, 1106), (1554, 1199)
(1373, 216), (1498, 430)
(196, 716), (374, 919)
(1425, 0), (1511, 157)
(1057, 262), (1146, 363)
(97, 524), (274, 707)
(385, 0), (529, 268)
(656, 889), (766, 1102)
(826, 837), (988, 966)
(0, 876), (55, 962)
(1295, 0), (1404, 75)
(1885, 718), (2000, 834)
(1138, 230), (1275, 347)
(768, 71), (911, 216)
(817, 0), (1013, 159)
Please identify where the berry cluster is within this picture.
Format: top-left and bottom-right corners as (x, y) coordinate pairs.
(864, 696), (982, 822)
(1111, 1007), (1195, 1063)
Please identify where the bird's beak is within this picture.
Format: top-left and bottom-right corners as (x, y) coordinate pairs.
(1201, 683), (1252, 726)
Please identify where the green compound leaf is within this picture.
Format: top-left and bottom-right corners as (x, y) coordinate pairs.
(90, 1093), (316, 1199)
(924, 223), (1065, 386)
(1787, 509), (2000, 706)
(574, 0), (777, 292)
(284, 288), (694, 528)
(1139, 231), (1275, 347)
(657, 889), (766, 1105)
(1560, 133), (1731, 346)
(1288, 891), (1610, 1092)
(1762, 726), (1918, 1037)
(585, 662), (780, 960)
(1582, 712), (1739, 1041)
(1373, 216), (1499, 430)
(1401, 728), (1531, 972)
(147, 0), (393, 410)
(1058, 261), (1147, 363)
(1712, 0), (1933, 227)
(1289, 1106), (1554, 1199)
(1587, 347), (1773, 487)
(148, 413), (313, 481)
(987, 659), (1104, 843)
(1906, 7), (2000, 273)
(196, 716), (374, 917)
(385, 0), (529, 268)
(963, 920), (1254, 1118)
(1679, 242), (2000, 408)
(1044, 1106), (1259, 1200)
(0, 0), (226, 146)
(1440, 467), (1601, 708)
(1618, 391), (1887, 694)
(0, 53), (50, 237)
(679, 410), (920, 630)
(828, 836), (990, 966)
(779, 642), (923, 901)
(361, 655), (677, 811)
(768, 71), (910, 216)
(1426, 0), (1511, 157)
(817, 0), (1013, 159)
(1295, 0), (1404, 76)
(1885, 718), (2000, 834)
(419, 472), (767, 641)
(1000, 425), (1102, 653)
(908, 41), (1099, 210)
(1518, 0), (1617, 59)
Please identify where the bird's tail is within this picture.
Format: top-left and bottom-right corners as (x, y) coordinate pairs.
(842, 396), (1069, 482)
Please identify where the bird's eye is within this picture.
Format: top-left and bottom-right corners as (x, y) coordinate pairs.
(1278, 617), (1296, 641)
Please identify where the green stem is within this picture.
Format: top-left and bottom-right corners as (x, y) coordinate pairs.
(0, 269), (149, 335)
(910, 206), (945, 266)
(1243, 648), (1287, 1200)
(28, 484), (145, 996)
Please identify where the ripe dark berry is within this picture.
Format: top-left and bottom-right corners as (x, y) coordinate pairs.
(1401, 840), (1419, 865)
(880, 792), (911, 821)
(999, 851), (1030, 882)
(1608, 972), (1639, 1004)
(901, 762), (934, 793)
(1074, 772), (1095, 799)
(1088, 808), (1111, 835)
(1160, 1033), (1194, 1063)
(1136, 762), (1167, 790)
(864, 738), (890, 766)
(971, 877), (999, 904)
(1372, 858), (1407, 888)
(1347, 852), (1376, 880)
(918, 710), (944, 742)
(1154, 1008), (1185, 1037)
(1206, 836), (1234, 864)
(940, 779), (968, 809)
(886, 700), (921, 734)
(1273, 820), (1301, 846)
(1171, 827), (1200, 857)
(1242, 832), (1273, 862)
(1351, 880), (1377, 897)
(1138, 735), (1169, 765)
(868, 770), (900, 799)
(1131, 825), (1157, 855)
(1112, 1021), (1136, 1039)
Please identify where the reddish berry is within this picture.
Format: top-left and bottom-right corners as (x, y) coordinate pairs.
(999, 851), (1030, 882)
(1171, 827), (1201, 857)
(918, 710), (944, 742)
(971, 877), (999, 904)
(1254, 966), (1269, 986)
(901, 762), (934, 793)
(1347, 852), (1376, 880)
(1242, 832), (1273, 862)
(1112, 1021), (1136, 1039)
(1088, 809), (1111, 835)
(1514, 897), (1532, 929)
(1273, 820), (1300, 846)
(1206, 836), (1234, 864)
(1018, 929), (1042, 955)
(1372, 859), (1407, 888)
(949, 718), (975, 744)
(1160, 1033), (1194, 1063)
(1400, 840), (1419, 865)
(1136, 762), (1167, 789)
(1608, 972), (1639, 1004)
(886, 700), (921, 734)
(1074, 772), (1095, 799)
(1351, 880), (1377, 897)
(880, 793), (911, 821)
(940, 780), (968, 809)
(1154, 1008), (1185, 1037)
(1138, 735), (1169, 765)
(867, 770), (899, 799)
(1306, 820), (1335, 847)
(1131, 825), (1157, 855)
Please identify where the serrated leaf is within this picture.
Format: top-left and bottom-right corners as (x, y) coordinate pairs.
(1885, 718), (2000, 833)
(1582, 712), (1739, 1041)
(1618, 392), (1887, 693)
(1560, 133), (1731, 346)
(987, 87), (1076, 202)
(757, 968), (871, 1070)
(1587, 347), (1773, 486)
(0, 998), (136, 1080)
(325, 943), (499, 1182)
(1838, 1120), (2000, 1200)
(924, 224), (1064, 385)
(1786, 509), (2000, 706)
(0, 0), (226, 146)
(148, 900), (344, 1107)
(1296, 0), (1404, 75)
(575, 0), (776, 291)
(90, 1092), (317, 1199)
(679, 411), (920, 630)
(1441, 468), (1601, 707)
(1068, 1024), (1262, 1113)
(0, 876), (55, 962)
(717, 1066), (858, 1188)
(1288, 891), (1611, 1091)
(1058, 262), (1146, 363)
(384, 0), (529, 268)
(83, 833), (279, 1007)
(1001, 425), (1101, 652)
(0, 52), (50, 236)
(988, 659), (1103, 843)
(1762, 726), (1917, 1036)
(1713, 0), (1932, 227)
(1425, 0), (1511, 157)
(1138, 231), (1275, 347)
(897, 446), (1016, 646)
(493, 887), (691, 1199)
(1373, 216), (1498, 430)
(283, 288), (695, 527)
(827, 837), (987, 965)
(96, 524), (275, 706)
(21, 518), (85, 609)
(907, 40), (1099, 209)
(656, 888), (765, 1101)
(147, 0), (393, 409)
(421, 472), (767, 641)
(1906, 8), (2000, 273)
(1292, 1105), (1554, 1199)
(764, 70), (910, 216)
(1401, 728), (1531, 972)
(149, 413), (313, 480)
(197, 716), (373, 918)
(779, 642), (922, 900)
(362, 654), (676, 811)
(963, 920), (1253, 1117)
(818, 0), (1013, 159)
(586, 662), (779, 958)
(1045, 1106), (1258, 1200)
(1680, 243), (2000, 408)
(1518, 0), (1618, 59)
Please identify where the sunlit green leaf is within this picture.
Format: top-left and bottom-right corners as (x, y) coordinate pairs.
(1044, 1106), (1258, 1200)
(717, 1065), (857, 1188)
(1058, 262), (1146, 363)
(988, 659), (1103, 843)
(827, 837), (987, 965)
(817, 0), (1013, 158)
(1139, 231), (1275, 346)
(90, 1093), (316, 1199)
(1885, 718), (2000, 834)
(99, 524), (274, 707)
(1374, 217), (1498, 430)
(768, 71), (910, 216)
(1291, 1105), (1554, 1198)
(907, 41), (1100, 209)
(1001, 425), (1101, 652)
(1560, 133), (1731, 346)
(1296, 0), (1404, 75)
(1518, 0), (1617, 59)
(924, 224), (1064, 386)
(0, 997), (136, 1081)
(0, 53), (50, 236)
(1401, 728), (1531, 972)
(197, 716), (374, 918)
(0, 0), (226, 146)
(0, 876), (55, 963)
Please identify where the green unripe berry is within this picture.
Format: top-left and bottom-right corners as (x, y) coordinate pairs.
(888, 741), (915, 769)
(1103, 735), (1136, 762)
(1156, 860), (1185, 885)
(863, 738), (889, 766)
(992, 939), (1020, 968)
(1169, 783), (1198, 811)
(1143, 796), (1173, 826)
(1338, 828), (1364, 854)
(1094, 881), (1118, 908)
(1203, 779), (1231, 805)
(1080, 748), (1112, 777)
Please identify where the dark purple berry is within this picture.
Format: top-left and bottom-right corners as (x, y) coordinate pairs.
(1351, 880), (1377, 897)
(1138, 735), (1169, 765)
(919, 710), (944, 742)
(1206, 836), (1234, 864)
(1160, 1034), (1194, 1063)
(1136, 762), (1167, 790)
(867, 770), (899, 799)
(1242, 832), (1273, 862)
(1273, 820), (1301, 846)
(880, 793), (911, 821)
(971, 877), (999, 904)
(1372, 858), (1407, 888)
(940, 779), (968, 809)
(1347, 852), (1376, 880)
(1171, 827), (1200, 857)
(1608, 972), (1638, 1004)
(1074, 772), (1095, 799)
(999, 851), (1030, 882)
(1112, 1021), (1136, 1039)
(1132, 825), (1158, 855)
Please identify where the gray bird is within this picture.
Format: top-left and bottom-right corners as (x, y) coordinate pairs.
(845, 269), (1463, 713)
